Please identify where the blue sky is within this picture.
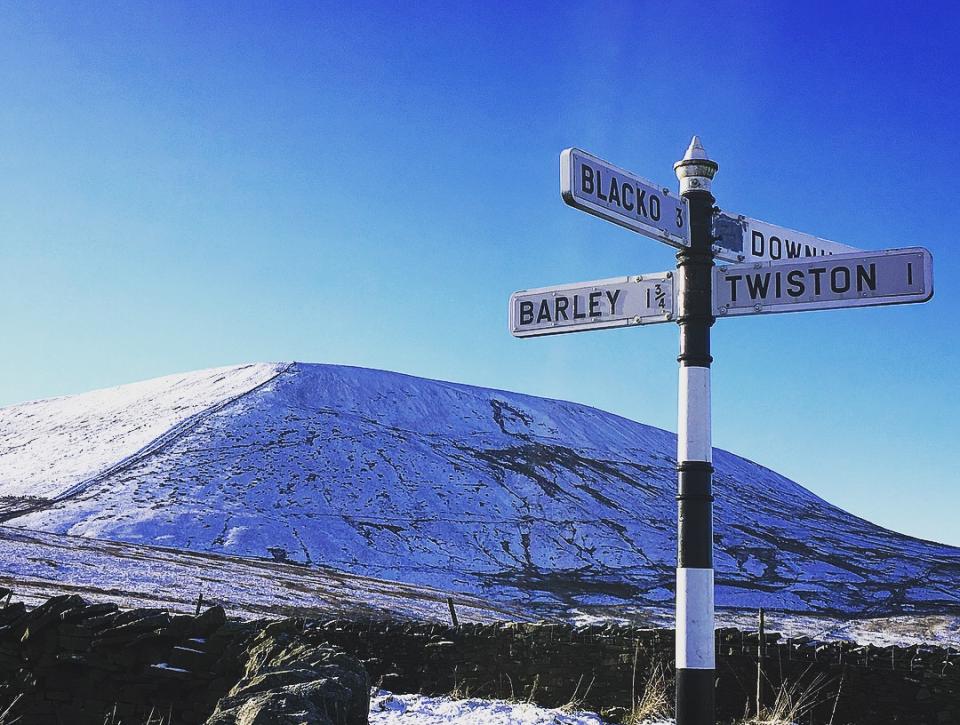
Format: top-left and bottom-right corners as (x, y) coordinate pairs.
(2, 2), (959, 544)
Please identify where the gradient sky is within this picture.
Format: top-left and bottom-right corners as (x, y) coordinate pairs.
(2, 2), (959, 545)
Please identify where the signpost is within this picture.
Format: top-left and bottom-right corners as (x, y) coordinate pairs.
(509, 273), (674, 338)
(510, 137), (935, 725)
(561, 148), (689, 248)
(712, 212), (861, 263)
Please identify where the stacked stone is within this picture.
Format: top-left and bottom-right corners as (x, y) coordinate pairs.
(0, 593), (369, 725)
(311, 617), (960, 724)
(0, 592), (240, 724)
(2, 592), (959, 724)
(311, 619), (676, 720)
(206, 618), (368, 725)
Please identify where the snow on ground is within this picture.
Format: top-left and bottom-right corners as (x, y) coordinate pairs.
(0, 525), (527, 623)
(369, 691), (642, 725)
(0, 362), (284, 501)
(6, 523), (958, 648)
(570, 605), (960, 649)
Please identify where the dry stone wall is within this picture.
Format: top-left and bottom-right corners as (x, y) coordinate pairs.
(0, 591), (367, 725)
(1, 591), (958, 724)
(314, 619), (960, 725)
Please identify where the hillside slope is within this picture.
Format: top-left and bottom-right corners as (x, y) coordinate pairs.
(0, 525), (523, 623)
(0, 362), (285, 505)
(1, 362), (958, 619)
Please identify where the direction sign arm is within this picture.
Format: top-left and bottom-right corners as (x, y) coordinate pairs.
(560, 147), (691, 249)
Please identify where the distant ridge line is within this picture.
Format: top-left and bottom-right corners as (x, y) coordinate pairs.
(0, 362), (295, 524)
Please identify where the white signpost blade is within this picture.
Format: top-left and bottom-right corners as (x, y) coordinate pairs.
(714, 247), (933, 317)
(712, 211), (861, 263)
(560, 148), (690, 248)
(510, 272), (675, 338)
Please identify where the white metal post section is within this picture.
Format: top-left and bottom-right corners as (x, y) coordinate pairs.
(673, 137), (718, 725)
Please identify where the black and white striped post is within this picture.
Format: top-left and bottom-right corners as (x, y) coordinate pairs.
(673, 136), (718, 725)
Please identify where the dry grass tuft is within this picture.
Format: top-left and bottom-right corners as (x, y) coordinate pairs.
(100, 704), (171, 725)
(739, 672), (832, 725)
(559, 673), (596, 713)
(625, 661), (671, 724)
(0, 694), (22, 725)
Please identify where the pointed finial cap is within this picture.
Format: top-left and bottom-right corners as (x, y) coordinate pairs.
(674, 135), (718, 194)
(683, 136), (708, 161)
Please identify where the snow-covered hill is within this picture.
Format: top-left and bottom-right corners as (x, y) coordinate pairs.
(0, 362), (283, 503)
(1, 362), (958, 620)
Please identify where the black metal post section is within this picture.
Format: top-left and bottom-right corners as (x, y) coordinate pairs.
(673, 136), (718, 725)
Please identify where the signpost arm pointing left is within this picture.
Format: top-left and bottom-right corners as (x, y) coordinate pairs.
(673, 137), (718, 725)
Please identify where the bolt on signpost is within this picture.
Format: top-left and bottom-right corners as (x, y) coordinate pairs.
(509, 137), (933, 725)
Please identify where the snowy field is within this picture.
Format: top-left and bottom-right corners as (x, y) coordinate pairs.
(4, 524), (959, 648)
(570, 605), (960, 649)
(0, 525), (526, 623)
(370, 691), (643, 725)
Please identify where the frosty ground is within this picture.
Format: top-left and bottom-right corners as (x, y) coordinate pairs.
(370, 691), (629, 725)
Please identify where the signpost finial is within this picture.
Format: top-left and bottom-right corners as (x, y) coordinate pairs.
(674, 136), (718, 194)
(685, 136), (707, 160)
